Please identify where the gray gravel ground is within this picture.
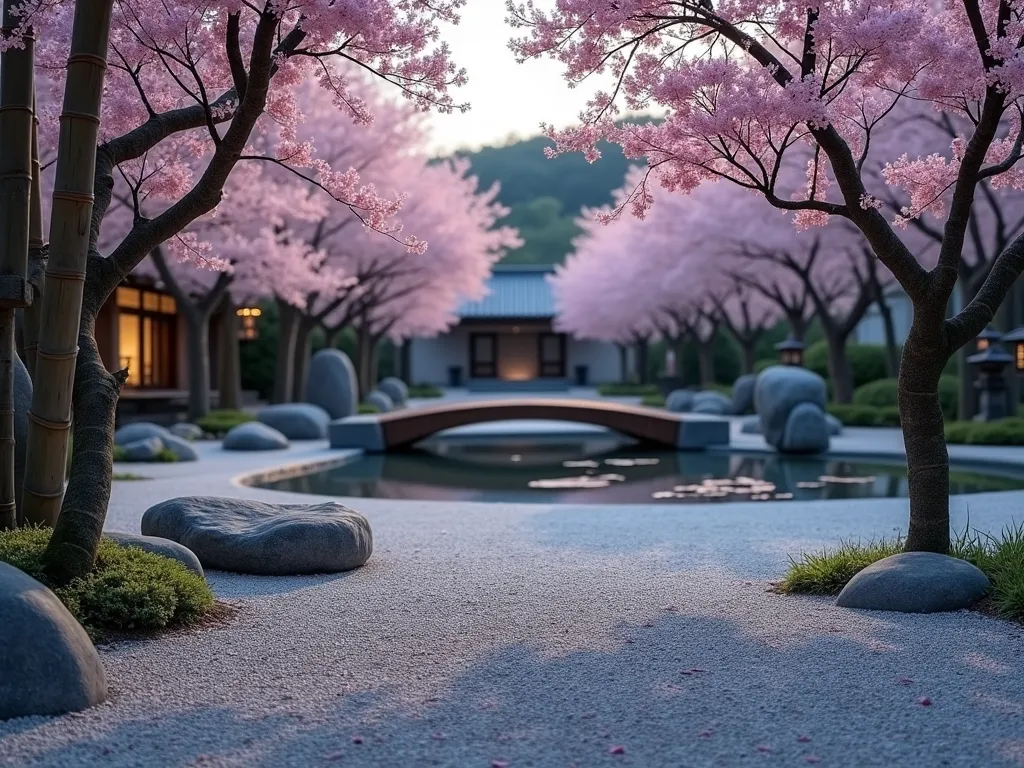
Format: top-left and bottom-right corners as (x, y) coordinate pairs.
(2, 431), (1024, 768)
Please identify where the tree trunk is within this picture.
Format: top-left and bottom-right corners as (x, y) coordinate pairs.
(291, 316), (314, 403)
(324, 325), (344, 349)
(824, 332), (855, 404)
(617, 343), (628, 381)
(899, 322), (950, 554)
(635, 339), (649, 384)
(217, 304), (242, 411)
(273, 301), (299, 404)
(785, 311), (808, 342)
(739, 340), (757, 375)
(41, 301), (125, 583)
(369, 337), (382, 390)
(23, 93), (46, 382)
(696, 342), (715, 388)
(183, 312), (213, 420)
(877, 293), (900, 378)
(0, 4), (34, 530)
(23, 1), (113, 528)
(355, 325), (372, 397)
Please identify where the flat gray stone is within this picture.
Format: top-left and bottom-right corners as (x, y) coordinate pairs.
(161, 434), (199, 462)
(258, 403), (330, 440)
(0, 562), (107, 719)
(104, 532), (204, 577)
(731, 374), (756, 415)
(780, 402), (830, 454)
(675, 414), (730, 449)
(739, 415), (762, 434)
(377, 377), (408, 408)
(755, 366), (828, 449)
(115, 422), (173, 446)
(169, 423), (204, 441)
(692, 391), (732, 415)
(665, 389), (694, 413)
(305, 349), (358, 420)
(837, 552), (990, 613)
(222, 422), (289, 451)
(141, 496), (373, 575)
(121, 437), (165, 462)
(365, 390), (394, 413)
(328, 415), (385, 452)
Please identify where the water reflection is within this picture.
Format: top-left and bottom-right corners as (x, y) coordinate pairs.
(260, 437), (1024, 505)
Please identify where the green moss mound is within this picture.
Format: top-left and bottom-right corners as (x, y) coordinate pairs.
(358, 403), (380, 414)
(852, 376), (958, 420)
(945, 418), (1024, 445)
(112, 445), (178, 463)
(598, 383), (660, 396)
(779, 524), (1024, 621)
(641, 393), (665, 407)
(0, 528), (214, 637)
(196, 409), (255, 435)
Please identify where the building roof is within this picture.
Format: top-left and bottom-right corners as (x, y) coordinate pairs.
(457, 265), (556, 319)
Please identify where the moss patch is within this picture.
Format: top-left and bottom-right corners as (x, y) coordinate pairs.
(598, 383), (660, 396)
(779, 524), (1024, 621)
(196, 409), (255, 435)
(407, 384), (443, 398)
(0, 528), (214, 638)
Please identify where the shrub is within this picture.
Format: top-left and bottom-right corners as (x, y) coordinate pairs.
(852, 375), (959, 420)
(111, 445), (178, 463)
(196, 409), (255, 435)
(641, 394), (666, 407)
(598, 383), (660, 396)
(0, 528), (213, 637)
(753, 358), (776, 374)
(827, 404), (901, 427)
(945, 418), (1024, 445)
(805, 342), (891, 389)
(408, 383), (443, 398)
(358, 403), (380, 414)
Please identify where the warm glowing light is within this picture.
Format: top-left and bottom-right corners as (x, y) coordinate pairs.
(978, 338), (990, 351)
(1017, 344), (1024, 372)
(236, 306), (261, 340)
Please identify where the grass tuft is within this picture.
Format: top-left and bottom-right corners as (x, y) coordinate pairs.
(0, 527), (213, 638)
(780, 522), (1024, 621)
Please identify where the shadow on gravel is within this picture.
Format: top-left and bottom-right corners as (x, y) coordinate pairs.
(209, 568), (369, 599)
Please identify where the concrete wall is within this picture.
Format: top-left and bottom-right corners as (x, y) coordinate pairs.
(567, 338), (622, 384)
(408, 326), (469, 385)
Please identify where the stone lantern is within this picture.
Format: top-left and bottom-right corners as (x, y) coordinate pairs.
(236, 306), (261, 340)
(966, 342), (1014, 422)
(774, 337), (806, 367)
(975, 326), (1003, 352)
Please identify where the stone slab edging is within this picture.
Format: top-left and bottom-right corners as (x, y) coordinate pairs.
(230, 453), (361, 489)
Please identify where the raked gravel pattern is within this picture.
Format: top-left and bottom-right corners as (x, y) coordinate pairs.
(2, 430), (1024, 767)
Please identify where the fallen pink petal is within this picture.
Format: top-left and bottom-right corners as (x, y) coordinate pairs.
(797, 735), (812, 743)
(609, 745), (626, 755)
(806, 756), (822, 764)
(917, 697), (933, 706)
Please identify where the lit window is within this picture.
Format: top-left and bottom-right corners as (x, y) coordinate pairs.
(143, 291), (160, 312)
(116, 287), (141, 309)
(159, 295), (176, 314)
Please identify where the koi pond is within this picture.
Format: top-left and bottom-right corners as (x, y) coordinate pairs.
(257, 435), (1024, 504)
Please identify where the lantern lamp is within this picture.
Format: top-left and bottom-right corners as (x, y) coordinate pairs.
(774, 337), (806, 367)
(236, 306), (262, 341)
(966, 342), (1014, 421)
(1002, 327), (1024, 372)
(975, 326), (1003, 352)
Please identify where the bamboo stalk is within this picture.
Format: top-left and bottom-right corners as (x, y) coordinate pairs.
(22, 0), (113, 527)
(24, 94), (46, 380)
(0, 5), (35, 530)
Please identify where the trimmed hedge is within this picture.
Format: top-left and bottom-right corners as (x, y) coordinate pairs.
(597, 383), (660, 396)
(407, 383), (443, 398)
(853, 376), (959, 421)
(945, 418), (1024, 445)
(0, 528), (213, 638)
(805, 342), (892, 389)
(828, 404), (901, 427)
(641, 394), (666, 407)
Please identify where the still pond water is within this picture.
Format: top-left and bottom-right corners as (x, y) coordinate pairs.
(258, 436), (1024, 504)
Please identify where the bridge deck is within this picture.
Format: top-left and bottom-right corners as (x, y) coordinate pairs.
(328, 398), (730, 453)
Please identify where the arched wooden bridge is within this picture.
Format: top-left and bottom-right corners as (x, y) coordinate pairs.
(327, 398), (730, 452)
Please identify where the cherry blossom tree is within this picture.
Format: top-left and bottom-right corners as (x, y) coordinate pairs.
(21, 0), (468, 582)
(511, 0), (1024, 552)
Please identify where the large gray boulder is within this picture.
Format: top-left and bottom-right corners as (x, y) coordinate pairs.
(14, 353), (30, 523)
(755, 366), (829, 451)
(305, 349), (358, 420)
(222, 422), (289, 451)
(692, 390), (732, 415)
(665, 389), (695, 413)
(825, 413), (844, 436)
(104, 532), (204, 577)
(141, 496), (373, 575)
(739, 415), (762, 434)
(258, 403), (331, 440)
(121, 436), (165, 462)
(114, 421), (173, 446)
(365, 390), (394, 413)
(161, 434), (199, 462)
(780, 402), (831, 454)
(837, 552), (990, 613)
(0, 562), (107, 719)
(169, 422), (205, 441)
(377, 377), (408, 408)
(731, 374), (757, 415)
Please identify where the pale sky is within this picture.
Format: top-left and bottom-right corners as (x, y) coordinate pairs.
(426, 4), (599, 153)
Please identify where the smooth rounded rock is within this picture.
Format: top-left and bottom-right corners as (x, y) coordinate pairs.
(222, 422), (289, 451)
(104, 532), (205, 577)
(169, 423), (204, 441)
(739, 415), (762, 434)
(837, 552), (990, 613)
(161, 434), (199, 462)
(826, 413), (844, 436)
(121, 437), (165, 462)
(114, 422), (173, 446)
(377, 377), (408, 408)
(731, 374), (757, 415)
(665, 389), (695, 413)
(692, 391), (732, 415)
(0, 562), (108, 720)
(305, 349), (358, 420)
(780, 402), (830, 454)
(141, 496), (373, 575)
(755, 366), (828, 448)
(258, 403), (331, 440)
(365, 390), (394, 414)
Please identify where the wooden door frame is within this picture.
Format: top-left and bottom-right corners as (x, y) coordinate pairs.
(537, 331), (566, 378)
(469, 332), (498, 378)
